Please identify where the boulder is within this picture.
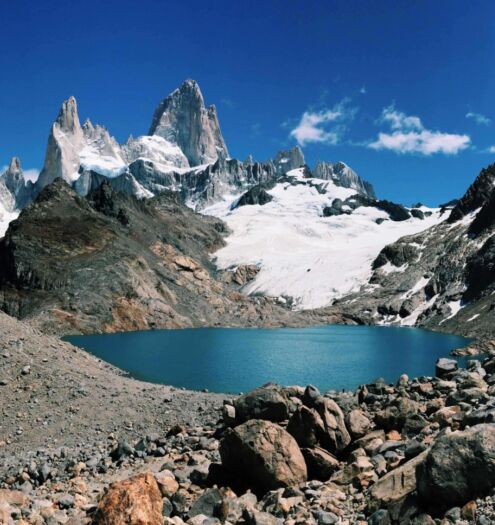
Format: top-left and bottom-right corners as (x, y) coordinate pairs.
(301, 446), (339, 480)
(234, 386), (290, 424)
(287, 405), (325, 448)
(313, 398), (351, 454)
(92, 472), (163, 525)
(219, 419), (307, 494)
(417, 424), (495, 512)
(435, 358), (458, 379)
(368, 449), (428, 510)
(374, 397), (418, 432)
(345, 409), (372, 439)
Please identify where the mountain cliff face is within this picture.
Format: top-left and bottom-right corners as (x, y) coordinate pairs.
(15, 80), (375, 217)
(149, 79), (229, 166)
(0, 179), (339, 334)
(329, 163), (495, 340)
(314, 161), (376, 199)
(0, 158), (35, 236)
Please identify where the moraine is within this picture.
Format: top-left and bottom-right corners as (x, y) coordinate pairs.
(66, 325), (469, 393)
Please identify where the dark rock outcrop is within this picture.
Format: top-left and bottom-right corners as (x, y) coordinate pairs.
(234, 185), (274, 208)
(448, 163), (495, 223)
(417, 424), (495, 512)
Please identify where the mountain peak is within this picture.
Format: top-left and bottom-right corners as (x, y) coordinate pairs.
(7, 157), (21, 174)
(149, 80), (229, 166)
(56, 96), (80, 132)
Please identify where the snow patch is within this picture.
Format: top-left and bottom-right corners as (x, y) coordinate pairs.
(204, 175), (443, 309)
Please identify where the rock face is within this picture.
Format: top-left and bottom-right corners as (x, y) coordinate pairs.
(330, 162), (495, 339)
(417, 424), (495, 512)
(0, 179), (314, 333)
(234, 185), (274, 208)
(149, 79), (229, 166)
(447, 163), (495, 223)
(219, 419), (307, 493)
(92, 472), (163, 525)
(314, 161), (376, 199)
(368, 449), (428, 509)
(0, 158), (34, 210)
(37, 96), (85, 189)
(274, 147), (305, 175)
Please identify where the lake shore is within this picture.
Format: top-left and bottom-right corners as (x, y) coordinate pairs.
(2, 310), (495, 523)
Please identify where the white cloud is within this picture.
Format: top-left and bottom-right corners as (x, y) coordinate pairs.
(290, 100), (357, 147)
(488, 145), (495, 153)
(379, 106), (423, 131)
(23, 169), (40, 183)
(369, 105), (470, 155)
(466, 111), (491, 126)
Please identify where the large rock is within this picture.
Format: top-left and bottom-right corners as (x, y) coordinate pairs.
(149, 79), (229, 166)
(219, 419), (307, 494)
(234, 385), (290, 424)
(92, 472), (163, 524)
(346, 409), (372, 439)
(301, 446), (339, 481)
(368, 449), (428, 510)
(287, 397), (351, 455)
(435, 358), (458, 379)
(374, 397), (418, 432)
(417, 424), (495, 511)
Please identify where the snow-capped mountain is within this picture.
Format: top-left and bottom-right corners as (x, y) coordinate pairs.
(0, 158), (35, 237)
(314, 161), (376, 199)
(204, 168), (442, 309)
(149, 78), (229, 166)
(21, 79), (376, 215)
(332, 162), (495, 339)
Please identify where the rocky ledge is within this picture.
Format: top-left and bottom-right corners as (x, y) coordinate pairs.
(2, 311), (495, 524)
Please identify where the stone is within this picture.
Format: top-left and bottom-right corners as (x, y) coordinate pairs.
(367, 509), (391, 525)
(287, 406), (325, 448)
(222, 404), (236, 426)
(368, 449), (429, 509)
(234, 386), (290, 424)
(435, 358), (458, 379)
(375, 397), (418, 432)
(417, 424), (495, 512)
(243, 508), (283, 525)
(219, 419), (307, 494)
(301, 446), (339, 480)
(302, 385), (321, 407)
(345, 409), (372, 439)
(155, 472), (179, 498)
(189, 488), (223, 519)
(312, 397), (351, 454)
(92, 472), (163, 525)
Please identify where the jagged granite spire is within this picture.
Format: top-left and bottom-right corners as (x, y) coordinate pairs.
(149, 79), (229, 166)
(314, 161), (376, 199)
(274, 146), (305, 175)
(37, 96), (84, 190)
(0, 157), (35, 213)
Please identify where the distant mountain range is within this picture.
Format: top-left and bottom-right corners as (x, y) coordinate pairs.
(1, 80), (494, 341)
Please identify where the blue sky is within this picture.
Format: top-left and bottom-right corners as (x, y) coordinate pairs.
(1, 0), (494, 205)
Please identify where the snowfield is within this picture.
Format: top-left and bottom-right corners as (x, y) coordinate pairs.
(204, 169), (444, 310)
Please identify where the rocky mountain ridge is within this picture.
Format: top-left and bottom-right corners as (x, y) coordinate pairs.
(0, 178), (346, 334)
(1, 80), (376, 230)
(329, 163), (495, 340)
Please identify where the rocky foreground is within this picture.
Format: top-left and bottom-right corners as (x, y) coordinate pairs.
(2, 313), (495, 524)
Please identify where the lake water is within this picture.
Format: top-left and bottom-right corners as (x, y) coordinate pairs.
(66, 325), (470, 393)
